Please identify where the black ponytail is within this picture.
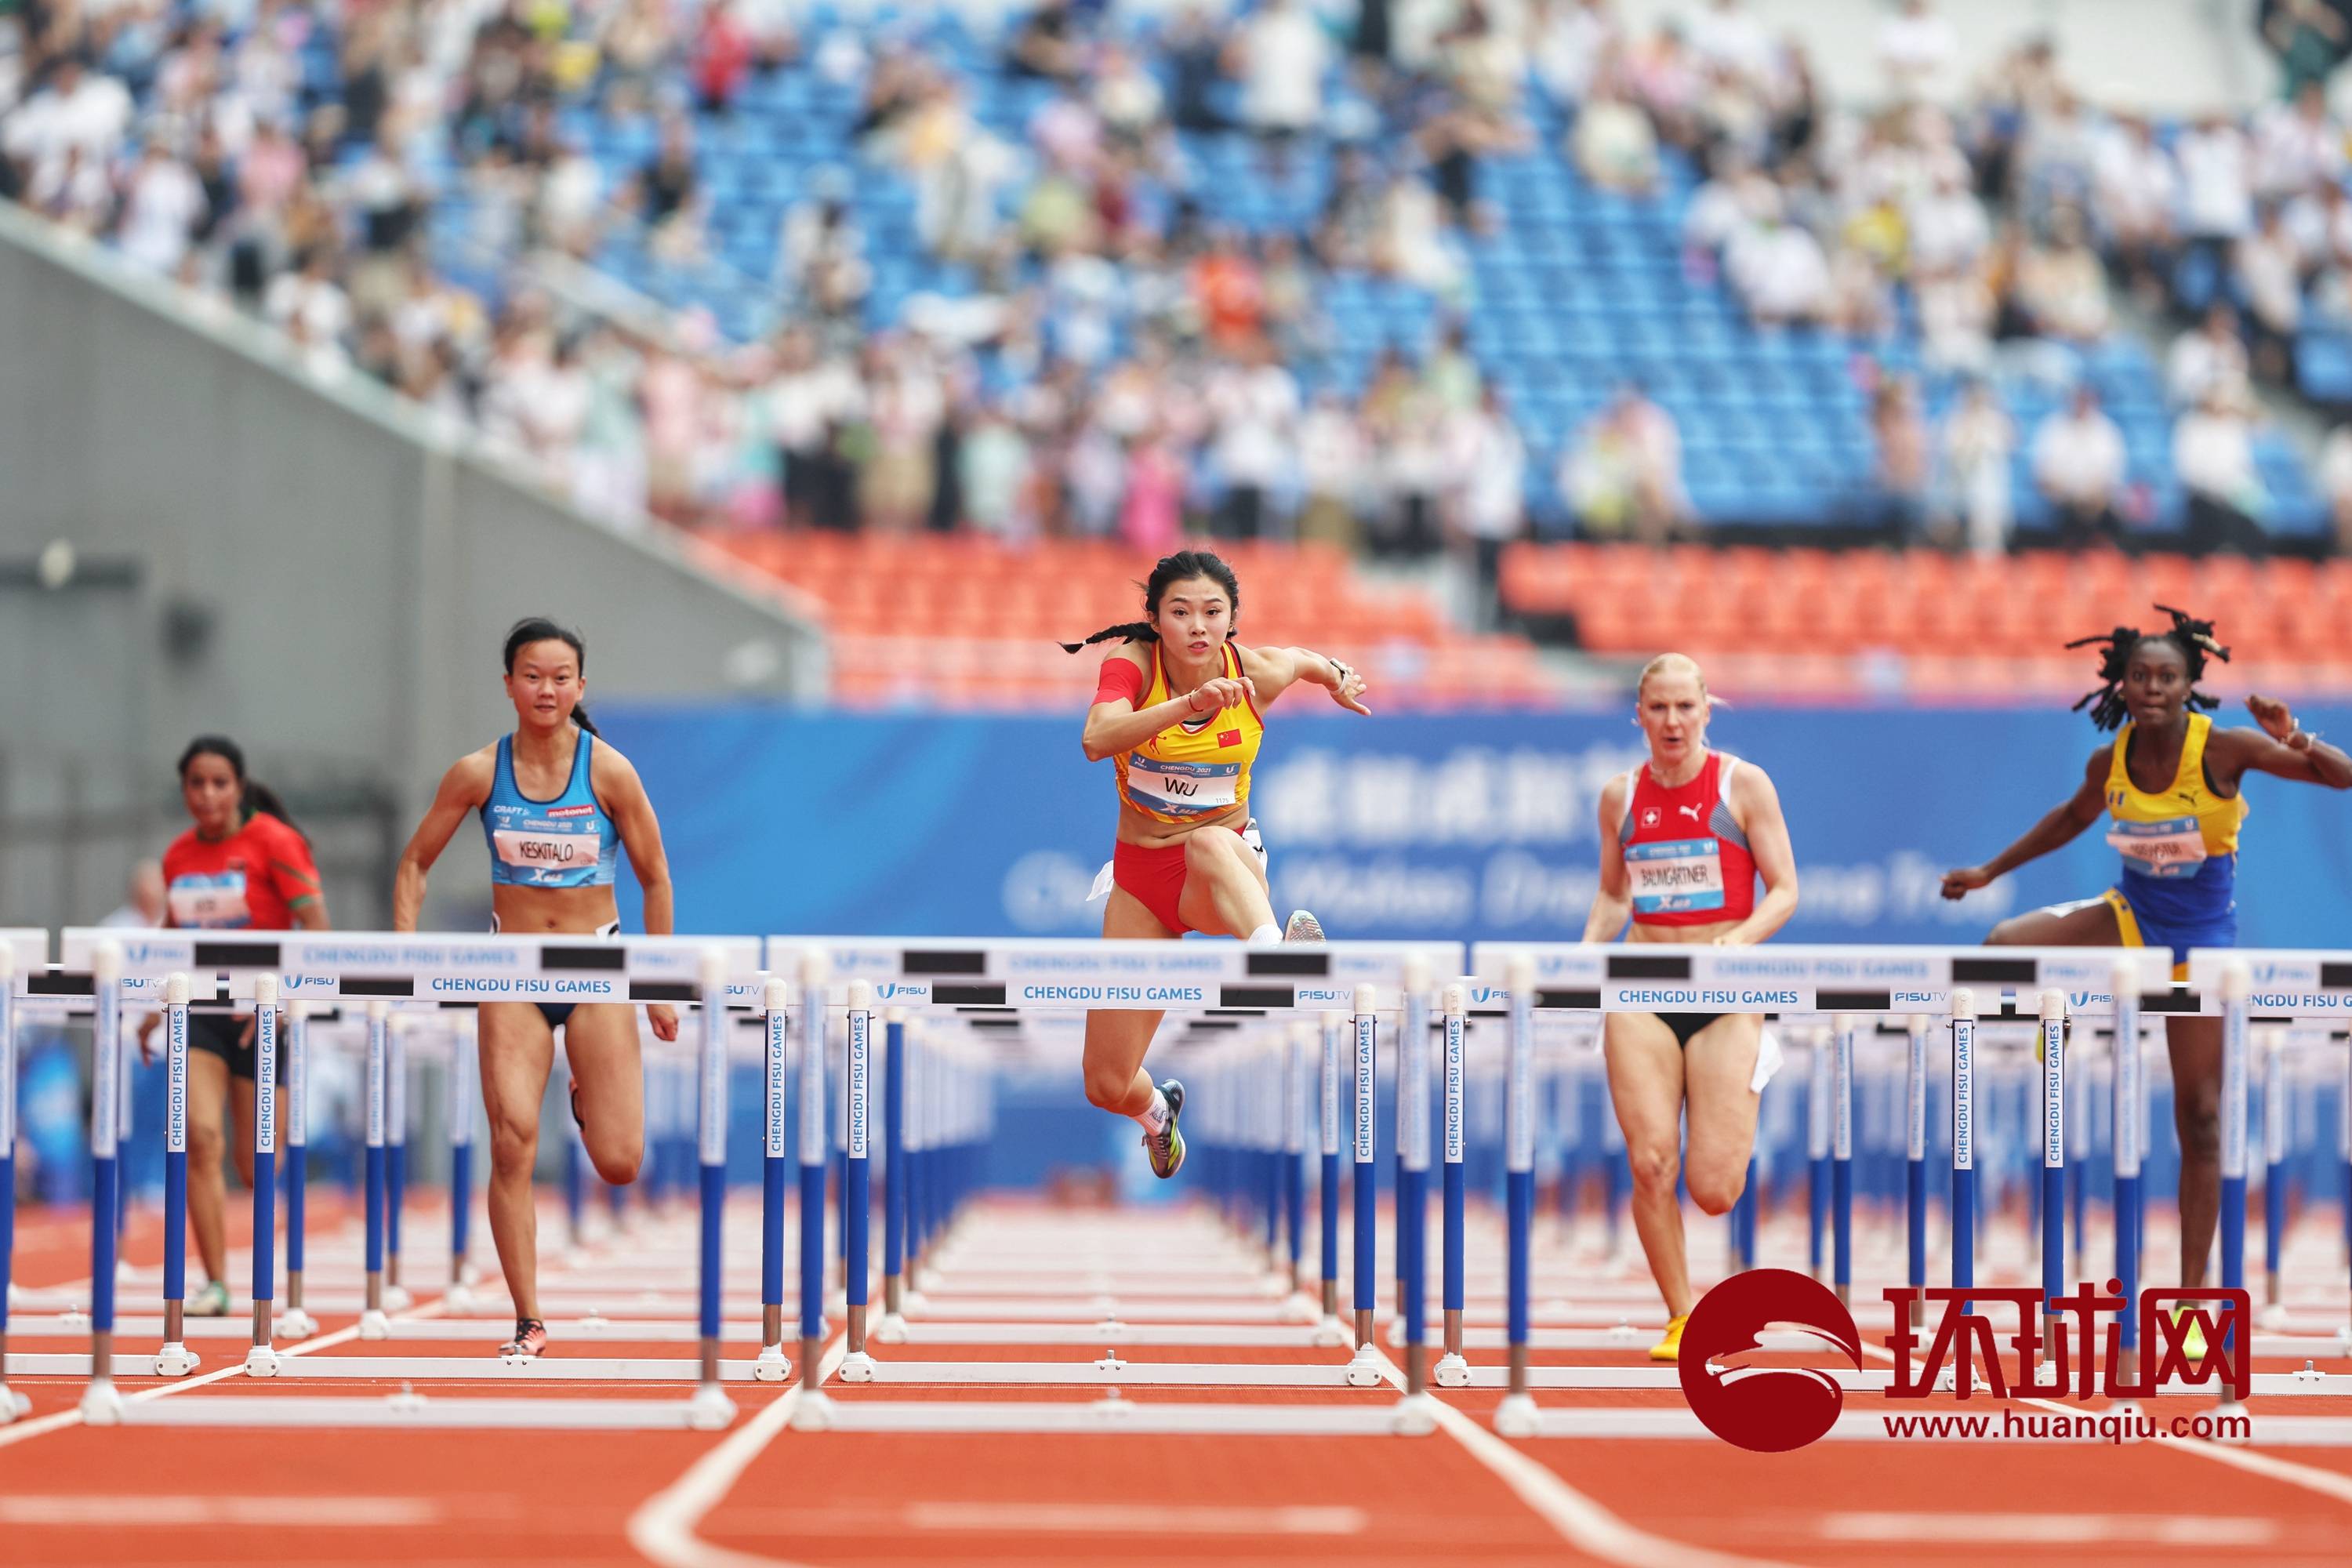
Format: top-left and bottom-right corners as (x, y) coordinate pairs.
(1058, 550), (1243, 655)
(177, 734), (306, 842)
(503, 615), (599, 734)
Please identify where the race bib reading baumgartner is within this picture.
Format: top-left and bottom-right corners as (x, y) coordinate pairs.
(1626, 837), (1726, 914)
(2107, 817), (2209, 880)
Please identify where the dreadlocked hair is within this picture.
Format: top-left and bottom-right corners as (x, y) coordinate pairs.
(1058, 550), (1242, 653)
(2066, 604), (2230, 731)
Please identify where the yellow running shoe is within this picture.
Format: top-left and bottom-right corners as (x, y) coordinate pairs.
(2170, 1303), (2209, 1365)
(1650, 1314), (1689, 1363)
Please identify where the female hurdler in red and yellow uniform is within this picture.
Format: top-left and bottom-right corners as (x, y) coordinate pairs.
(1065, 550), (1372, 1178)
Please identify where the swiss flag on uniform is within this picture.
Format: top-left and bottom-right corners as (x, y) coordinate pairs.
(1218, 729), (1242, 748)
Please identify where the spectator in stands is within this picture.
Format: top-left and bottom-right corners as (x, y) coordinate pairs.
(1009, 0), (1086, 84)
(2169, 302), (2252, 409)
(5, 53), (132, 205)
(1877, 0), (1955, 103)
(1571, 81), (1658, 195)
(2013, 206), (2110, 343)
(692, 2), (753, 116)
(2251, 81), (2343, 204)
(1726, 207), (1829, 326)
(1164, 5), (1229, 132)
(2265, 0), (2350, 99)
(2234, 203), (2304, 384)
(1562, 382), (1684, 545)
(2175, 111), (2254, 281)
(598, 0), (676, 118)
(2089, 114), (2177, 305)
(2031, 382), (2128, 549)
(115, 139), (205, 279)
(1869, 376), (1931, 542)
(1447, 383), (1527, 617)
(1206, 336), (1299, 540)
(960, 403), (1036, 538)
(1317, 144), (1385, 269)
(628, 113), (704, 261)
(2172, 375), (2266, 554)
(779, 169), (870, 321)
(1908, 163), (1991, 278)
(1119, 422), (1188, 553)
(1231, 0), (1328, 176)
(2322, 422), (2352, 554)
(1940, 378), (2015, 556)
(1297, 389), (1367, 550)
(1534, 0), (1621, 105)
(768, 324), (862, 531)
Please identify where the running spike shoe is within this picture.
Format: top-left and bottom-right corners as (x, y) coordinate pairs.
(1143, 1079), (1187, 1180)
(1283, 909), (1326, 943)
(1650, 1312), (1689, 1363)
(499, 1318), (549, 1359)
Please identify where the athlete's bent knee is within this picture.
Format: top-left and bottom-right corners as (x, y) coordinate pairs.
(187, 1120), (227, 1174)
(1183, 827), (1243, 874)
(1687, 1167), (1747, 1216)
(488, 1113), (538, 1173)
(1626, 1142), (1680, 1193)
(2175, 1100), (2221, 1160)
(586, 1131), (643, 1186)
(1984, 914), (2034, 946)
(1084, 1065), (1137, 1112)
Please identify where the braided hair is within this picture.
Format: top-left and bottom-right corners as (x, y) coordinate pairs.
(1058, 550), (1242, 653)
(2066, 604), (2230, 731)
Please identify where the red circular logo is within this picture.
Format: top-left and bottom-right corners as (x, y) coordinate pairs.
(1678, 1269), (1863, 1452)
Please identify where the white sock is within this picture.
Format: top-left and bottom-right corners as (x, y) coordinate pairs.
(1247, 923), (1282, 943)
(1134, 1087), (1169, 1134)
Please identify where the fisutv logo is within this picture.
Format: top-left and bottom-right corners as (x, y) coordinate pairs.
(1681, 1270), (2252, 1452)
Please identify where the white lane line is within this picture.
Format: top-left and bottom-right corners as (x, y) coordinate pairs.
(1817, 1512), (2278, 1545)
(0, 1496), (443, 1526)
(624, 1334), (848, 1568)
(1370, 1350), (1803, 1568)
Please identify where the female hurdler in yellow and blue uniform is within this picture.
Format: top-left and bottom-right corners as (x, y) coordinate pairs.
(1943, 607), (2352, 1303)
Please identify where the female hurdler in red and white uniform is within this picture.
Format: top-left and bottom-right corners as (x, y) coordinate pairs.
(1584, 654), (1799, 1362)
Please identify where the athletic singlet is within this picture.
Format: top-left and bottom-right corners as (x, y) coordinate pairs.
(2103, 713), (2244, 929)
(1617, 751), (1757, 926)
(478, 729), (621, 889)
(1112, 642), (1266, 826)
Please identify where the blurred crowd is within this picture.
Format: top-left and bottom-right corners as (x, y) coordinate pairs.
(7, 0), (2352, 559)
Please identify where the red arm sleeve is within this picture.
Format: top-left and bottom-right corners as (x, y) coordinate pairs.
(1094, 657), (1145, 709)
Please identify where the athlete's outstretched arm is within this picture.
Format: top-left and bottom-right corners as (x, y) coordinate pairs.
(1239, 645), (1372, 714)
(2213, 695), (2352, 789)
(391, 752), (493, 932)
(1940, 747), (2107, 899)
(1581, 776), (1635, 942)
(1716, 765), (1797, 946)
(1079, 647), (1251, 762)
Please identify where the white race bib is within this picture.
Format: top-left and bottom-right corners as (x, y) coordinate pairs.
(2107, 817), (2208, 879)
(493, 827), (601, 875)
(1627, 837), (1726, 915)
(168, 872), (249, 929)
(1125, 755), (1240, 815)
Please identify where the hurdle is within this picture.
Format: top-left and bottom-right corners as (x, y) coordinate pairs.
(1471, 942), (2177, 1438)
(0, 930), (45, 1423)
(17, 928), (762, 1428)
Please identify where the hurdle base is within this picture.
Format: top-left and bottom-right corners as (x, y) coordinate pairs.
(154, 1341), (201, 1378)
(1389, 1392), (1440, 1436)
(1278, 1293), (1318, 1324)
(244, 1344), (282, 1377)
(1494, 1393), (1541, 1438)
(358, 1309), (390, 1341)
(789, 1388), (837, 1432)
(2109, 1399), (2144, 1438)
(1311, 1316), (1350, 1349)
(446, 1283), (479, 1315)
(115, 1258), (136, 1284)
(1, 1385), (28, 1423)
(752, 1344), (792, 1383)
(78, 1379), (125, 1426)
(385, 1283), (415, 1312)
(2211, 1400), (2252, 1443)
(687, 1384), (738, 1431)
(1384, 1315), (1408, 1347)
(873, 1312), (908, 1345)
(275, 1308), (319, 1341)
(837, 1351), (879, 1383)
(1344, 1343), (1385, 1388)
(2259, 1301), (2292, 1331)
(1433, 1352), (1472, 1388)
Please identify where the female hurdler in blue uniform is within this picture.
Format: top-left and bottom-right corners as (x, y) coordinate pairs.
(394, 618), (680, 1357)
